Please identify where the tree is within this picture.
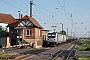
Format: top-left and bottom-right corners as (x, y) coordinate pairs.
(59, 30), (66, 35)
(0, 26), (8, 37)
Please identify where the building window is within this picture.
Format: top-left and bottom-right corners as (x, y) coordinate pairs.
(27, 29), (32, 36)
(36, 30), (38, 36)
(36, 29), (40, 36)
(39, 30), (40, 36)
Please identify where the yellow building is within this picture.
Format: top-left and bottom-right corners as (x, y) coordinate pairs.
(42, 30), (49, 46)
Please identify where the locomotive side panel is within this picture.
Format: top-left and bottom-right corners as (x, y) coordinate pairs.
(57, 34), (63, 44)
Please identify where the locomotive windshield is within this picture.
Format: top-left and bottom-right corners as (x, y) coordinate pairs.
(48, 33), (56, 38)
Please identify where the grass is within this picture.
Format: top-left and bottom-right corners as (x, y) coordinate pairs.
(77, 39), (90, 51)
(75, 39), (90, 60)
(77, 56), (90, 60)
(0, 52), (13, 59)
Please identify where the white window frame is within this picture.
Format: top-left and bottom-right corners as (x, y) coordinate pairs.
(36, 29), (40, 36)
(36, 29), (38, 36)
(39, 30), (40, 36)
(26, 29), (32, 36)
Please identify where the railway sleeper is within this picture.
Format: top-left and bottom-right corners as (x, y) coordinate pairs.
(52, 51), (61, 57)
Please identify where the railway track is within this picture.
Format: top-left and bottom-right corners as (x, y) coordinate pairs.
(63, 43), (76, 60)
(50, 40), (77, 60)
(50, 44), (73, 60)
(21, 43), (70, 60)
(8, 49), (50, 60)
(10, 43), (67, 60)
(22, 41), (77, 60)
(5, 40), (77, 60)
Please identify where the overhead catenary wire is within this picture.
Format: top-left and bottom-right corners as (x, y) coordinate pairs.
(73, 8), (90, 14)
(56, 0), (72, 25)
(33, 0), (90, 35)
(33, 1), (72, 31)
(34, 4), (59, 25)
(17, 0), (59, 26)
(81, 31), (90, 38)
(29, 2), (59, 26)
(0, 0), (52, 25)
(67, 1), (90, 8)
(32, 9), (57, 25)
(0, 0), (63, 26)
(34, 4), (52, 13)
(2, 0), (90, 34)
(57, 0), (78, 36)
(63, 0), (74, 28)
(1, 0), (29, 14)
(33, 10), (58, 25)
(33, 15), (53, 25)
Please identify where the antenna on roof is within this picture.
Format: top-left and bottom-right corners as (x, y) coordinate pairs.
(30, 0), (33, 17)
(18, 10), (20, 19)
(32, 0), (33, 3)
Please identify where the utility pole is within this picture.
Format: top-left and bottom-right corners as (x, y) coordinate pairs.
(60, 23), (64, 42)
(67, 28), (68, 35)
(71, 30), (72, 36)
(30, 0), (33, 17)
(60, 23), (63, 34)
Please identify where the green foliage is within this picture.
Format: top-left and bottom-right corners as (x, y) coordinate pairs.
(77, 56), (90, 60)
(59, 30), (66, 35)
(0, 52), (13, 59)
(78, 40), (90, 51)
(0, 26), (8, 37)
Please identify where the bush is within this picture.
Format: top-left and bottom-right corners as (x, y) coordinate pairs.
(85, 48), (90, 50)
(77, 39), (90, 51)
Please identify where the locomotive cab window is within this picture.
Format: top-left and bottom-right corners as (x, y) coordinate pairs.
(48, 33), (56, 38)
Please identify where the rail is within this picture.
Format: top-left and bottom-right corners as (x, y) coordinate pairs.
(50, 44), (72, 60)
(50, 40), (77, 60)
(65, 43), (76, 60)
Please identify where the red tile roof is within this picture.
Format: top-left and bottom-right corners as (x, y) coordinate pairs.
(22, 15), (43, 29)
(0, 13), (15, 23)
(8, 15), (43, 29)
(8, 19), (19, 27)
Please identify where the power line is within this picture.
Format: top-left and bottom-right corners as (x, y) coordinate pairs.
(63, 0), (71, 16)
(17, 0), (30, 14)
(67, 1), (90, 8)
(56, 0), (72, 24)
(19, 0), (59, 25)
(34, 4), (52, 13)
(62, 0), (74, 27)
(57, 0), (78, 36)
(33, 15), (53, 25)
(73, 8), (90, 14)
(34, 9), (59, 25)
(1, 0), (58, 27)
(34, 4), (59, 25)
(82, 31), (90, 38)
(1, 0), (29, 14)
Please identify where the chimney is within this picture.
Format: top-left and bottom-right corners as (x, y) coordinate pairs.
(21, 14), (23, 19)
(30, 1), (33, 17)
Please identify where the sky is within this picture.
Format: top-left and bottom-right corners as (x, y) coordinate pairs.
(0, 0), (90, 37)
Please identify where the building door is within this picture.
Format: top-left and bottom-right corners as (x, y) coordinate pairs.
(42, 35), (44, 45)
(17, 29), (23, 44)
